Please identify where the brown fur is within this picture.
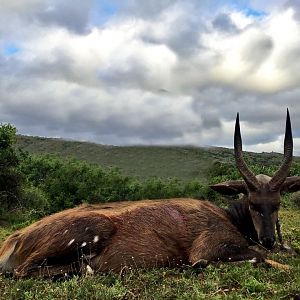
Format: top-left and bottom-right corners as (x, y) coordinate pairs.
(0, 199), (257, 277)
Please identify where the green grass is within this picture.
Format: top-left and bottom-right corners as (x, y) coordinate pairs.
(0, 257), (299, 299)
(0, 264), (299, 300)
(0, 209), (299, 300)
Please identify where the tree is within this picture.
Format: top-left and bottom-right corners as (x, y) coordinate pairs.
(0, 123), (23, 210)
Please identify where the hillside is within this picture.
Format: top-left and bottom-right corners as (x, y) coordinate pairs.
(16, 135), (297, 182)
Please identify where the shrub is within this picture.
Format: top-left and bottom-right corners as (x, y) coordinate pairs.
(0, 123), (24, 211)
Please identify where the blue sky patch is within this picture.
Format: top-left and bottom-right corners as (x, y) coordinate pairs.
(244, 7), (267, 17)
(91, 0), (118, 26)
(3, 43), (21, 56)
(100, 0), (117, 17)
(217, 0), (267, 17)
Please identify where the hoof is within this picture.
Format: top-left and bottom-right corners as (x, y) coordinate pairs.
(192, 259), (209, 269)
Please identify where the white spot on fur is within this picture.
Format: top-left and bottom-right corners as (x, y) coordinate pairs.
(86, 265), (94, 275)
(63, 230), (68, 235)
(67, 239), (75, 246)
(81, 242), (87, 247)
(93, 235), (99, 243)
(248, 258), (257, 263)
(85, 227), (89, 231)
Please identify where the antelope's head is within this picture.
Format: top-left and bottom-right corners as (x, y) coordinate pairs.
(211, 109), (300, 249)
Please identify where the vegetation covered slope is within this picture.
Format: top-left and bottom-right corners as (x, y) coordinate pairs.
(16, 135), (300, 182)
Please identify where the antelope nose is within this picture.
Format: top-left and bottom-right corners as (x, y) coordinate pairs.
(261, 236), (275, 249)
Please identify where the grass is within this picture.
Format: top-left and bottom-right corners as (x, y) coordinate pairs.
(0, 208), (299, 300)
(0, 257), (299, 299)
(16, 135), (299, 182)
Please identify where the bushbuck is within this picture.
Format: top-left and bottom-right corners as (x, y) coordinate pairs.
(0, 110), (299, 278)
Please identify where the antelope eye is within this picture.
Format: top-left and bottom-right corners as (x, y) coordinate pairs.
(271, 203), (280, 212)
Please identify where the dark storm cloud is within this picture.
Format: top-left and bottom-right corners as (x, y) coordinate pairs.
(277, 46), (300, 87)
(140, 21), (205, 57)
(0, 0), (96, 34)
(136, 1), (208, 57)
(97, 59), (150, 90)
(19, 49), (84, 86)
(69, 113), (186, 141)
(36, 0), (96, 34)
(165, 19), (207, 57)
(241, 34), (273, 69)
(213, 13), (239, 33)
(111, 0), (175, 19)
(201, 112), (222, 130)
(0, 74), (200, 145)
(189, 85), (300, 147)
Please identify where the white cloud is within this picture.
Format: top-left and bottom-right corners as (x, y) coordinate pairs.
(206, 8), (300, 93)
(1, 0), (300, 156)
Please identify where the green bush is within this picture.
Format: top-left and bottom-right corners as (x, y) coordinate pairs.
(22, 185), (50, 212)
(0, 123), (24, 211)
(16, 153), (219, 213)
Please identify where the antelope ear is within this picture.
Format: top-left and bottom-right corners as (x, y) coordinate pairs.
(210, 180), (247, 195)
(281, 176), (300, 193)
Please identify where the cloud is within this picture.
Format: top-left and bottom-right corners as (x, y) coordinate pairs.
(0, 0), (96, 34)
(213, 13), (239, 33)
(36, 0), (96, 34)
(1, 0), (300, 155)
(111, 0), (175, 19)
(241, 33), (273, 68)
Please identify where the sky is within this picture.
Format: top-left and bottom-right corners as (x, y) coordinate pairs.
(1, 0), (300, 154)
